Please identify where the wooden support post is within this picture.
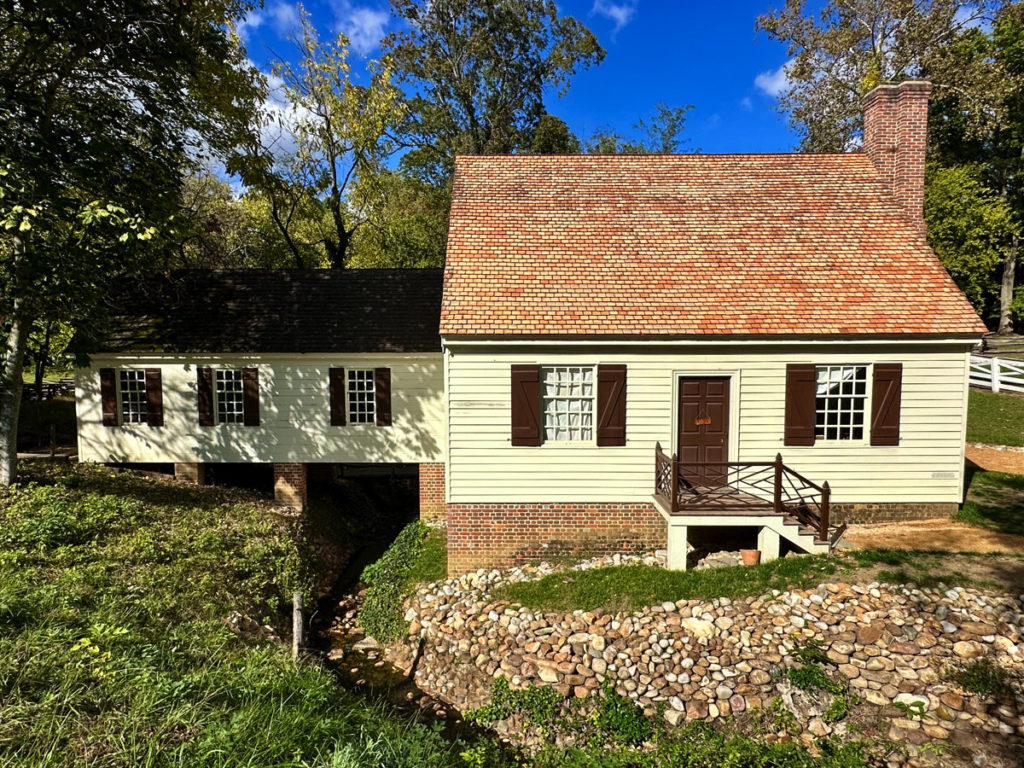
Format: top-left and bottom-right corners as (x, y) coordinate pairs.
(773, 453), (783, 515)
(670, 452), (679, 515)
(292, 591), (303, 661)
(991, 357), (1001, 393)
(820, 482), (831, 541)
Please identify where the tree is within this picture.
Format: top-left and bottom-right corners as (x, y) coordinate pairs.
(585, 104), (694, 155)
(383, 0), (605, 182)
(756, 0), (1007, 151)
(925, 164), (1017, 323)
(529, 114), (581, 154)
(239, 7), (404, 269)
(0, 0), (262, 485)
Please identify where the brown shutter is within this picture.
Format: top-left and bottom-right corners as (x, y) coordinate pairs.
(784, 364), (816, 446)
(870, 363), (902, 446)
(243, 367), (260, 426)
(197, 367), (214, 426)
(511, 364), (542, 446)
(329, 367), (346, 426)
(374, 367), (391, 426)
(145, 369), (163, 427)
(100, 368), (118, 427)
(596, 364), (627, 446)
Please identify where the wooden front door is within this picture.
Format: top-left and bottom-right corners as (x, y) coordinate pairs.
(677, 377), (730, 486)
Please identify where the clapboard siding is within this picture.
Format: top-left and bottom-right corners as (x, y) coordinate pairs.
(76, 354), (445, 464)
(445, 344), (972, 504)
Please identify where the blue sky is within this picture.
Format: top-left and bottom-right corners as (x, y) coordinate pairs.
(239, 1), (800, 154)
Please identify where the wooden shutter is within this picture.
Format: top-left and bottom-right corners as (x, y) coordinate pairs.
(329, 367), (346, 426)
(596, 364), (627, 446)
(243, 367), (260, 426)
(511, 364), (542, 446)
(100, 368), (118, 427)
(145, 369), (163, 427)
(374, 367), (391, 426)
(197, 367), (214, 427)
(784, 364), (816, 446)
(870, 363), (902, 446)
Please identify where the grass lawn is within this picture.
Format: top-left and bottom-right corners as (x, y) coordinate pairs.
(967, 389), (1024, 446)
(0, 462), (469, 768)
(408, 525), (448, 584)
(957, 468), (1024, 535)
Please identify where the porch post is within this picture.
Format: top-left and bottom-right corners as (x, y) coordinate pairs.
(773, 453), (783, 515)
(670, 452), (679, 514)
(757, 526), (780, 562)
(820, 481), (831, 540)
(667, 523), (688, 571)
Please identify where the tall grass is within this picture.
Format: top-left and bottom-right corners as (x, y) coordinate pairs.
(0, 463), (467, 767)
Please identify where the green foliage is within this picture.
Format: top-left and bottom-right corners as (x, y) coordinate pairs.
(407, 527), (449, 584)
(360, 520), (430, 641)
(967, 389), (1024, 448)
(791, 638), (830, 666)
(466, 677), (565, 732)
(586, 104), (695, 155)
(950, 656), (1014, 696)
(925, 164), (1017, 325)
(787, 664), (844, 695)
(0, 463), (469, 767)
(893, 700), (928, 720)
(591, 680), (653, 746)
(494, 555), (838, 613)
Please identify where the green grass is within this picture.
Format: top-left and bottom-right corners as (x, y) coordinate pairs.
(967, 389), (1024, 446)
(957, 469), (1024, 535)
(493, 556), (839, 613)
(0, 462), (469, 768)
(408, 526), (448, 584)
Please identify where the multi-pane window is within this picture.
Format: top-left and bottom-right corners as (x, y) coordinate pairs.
(815, 365), (868, 441)
(542, 366), (595, 441)
(348, 369), (375, 424)
(119, 370), (146, 424)
(216, 369), (244, 424)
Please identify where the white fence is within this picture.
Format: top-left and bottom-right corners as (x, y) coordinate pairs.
(970, 355), (1024, 394)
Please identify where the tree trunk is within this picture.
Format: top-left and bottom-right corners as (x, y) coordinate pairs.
(0, 236), (32, 485)
(997, 233), (1017, 335)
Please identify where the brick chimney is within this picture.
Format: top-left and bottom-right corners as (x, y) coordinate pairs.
(862, 80), (931, 230)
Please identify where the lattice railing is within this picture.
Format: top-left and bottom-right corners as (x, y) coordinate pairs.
(654, 443), (831, 542)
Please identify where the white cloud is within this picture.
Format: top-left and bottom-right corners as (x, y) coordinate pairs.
(255, 67), (313, 159)
(238, 1), (301, 41)
(331, 1), (390, 55)
(754, 59), (793, 97)
(591, 0), (638, 36)
(739, 96), (753, 111)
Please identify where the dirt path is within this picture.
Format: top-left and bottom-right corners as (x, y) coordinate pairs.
(844, 518), (1024, 554)
(966, 443), (1024, 474)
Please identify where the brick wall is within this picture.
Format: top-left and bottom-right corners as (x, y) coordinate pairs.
(273, 463), (307, 509)
(863, 80), (931, 230)
(446, 502), (667, 574)
(831, 501), (956, 525)
(174, 462), (205, 484)
(419, 462), (446, 521)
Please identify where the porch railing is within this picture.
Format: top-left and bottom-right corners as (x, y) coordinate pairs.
(654, 442), (831, 542)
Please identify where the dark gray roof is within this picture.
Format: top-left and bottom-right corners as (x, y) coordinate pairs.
(99, 269), (443, 354)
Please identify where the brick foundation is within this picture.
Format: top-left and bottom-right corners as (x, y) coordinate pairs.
(273, 463), (307, 510)
(419, 463), (446, 521)
(174, 462), (206, 484)
(831, 502), (957, 525)
(446, 502), (667, 575)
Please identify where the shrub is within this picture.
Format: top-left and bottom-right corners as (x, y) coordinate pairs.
(592, 679), (653, 746)
(360, 521), (429, 641)
(950, 656), (1013, 696)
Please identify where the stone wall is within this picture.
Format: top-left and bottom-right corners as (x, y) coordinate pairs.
(377, 565), (1023, 765)
(418, 462), (446, 521)
(445, 503), (666, 574)
(831, 502), (957, 525)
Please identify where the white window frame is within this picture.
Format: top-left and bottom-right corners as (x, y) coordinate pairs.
(215, 368), (245, 425)
(541, 365), (596, 443)
(118, 369), (147, 425)
(814, 364), (870, 443)
(347, 369), (376, 425)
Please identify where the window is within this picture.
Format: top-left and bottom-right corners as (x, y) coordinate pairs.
(216, 369), (244, 424)
(348, 369), (375, 424)
(119, 370), (146, 424)
(815, 365), (868, 441)
(542, 366), (595, 441)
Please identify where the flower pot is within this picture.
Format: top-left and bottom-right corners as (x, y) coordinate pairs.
(740, 549), (761, 566)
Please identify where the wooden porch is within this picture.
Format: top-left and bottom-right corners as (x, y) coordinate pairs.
(654, 442), (845, 547)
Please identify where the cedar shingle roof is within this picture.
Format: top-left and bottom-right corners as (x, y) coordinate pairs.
(100, 269), (443, 353)
(440, 154), (986, 337)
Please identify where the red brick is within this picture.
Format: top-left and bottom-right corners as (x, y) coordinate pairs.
(419, 462), (446, 521)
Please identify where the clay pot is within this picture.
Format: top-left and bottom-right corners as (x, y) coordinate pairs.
(740, 549), (761, 566)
